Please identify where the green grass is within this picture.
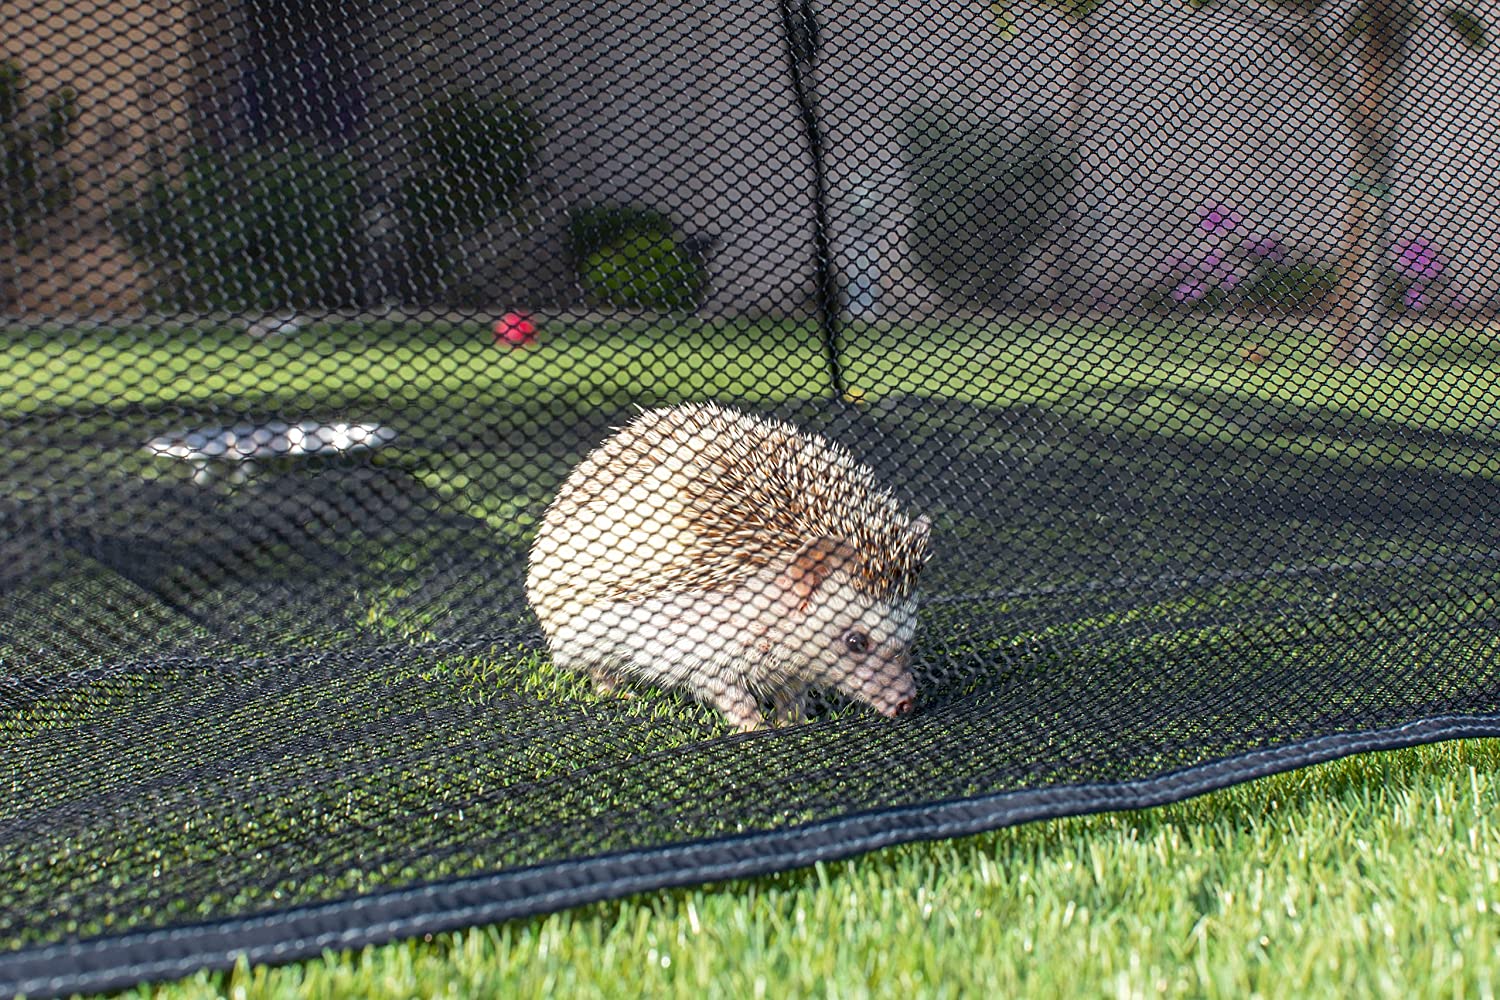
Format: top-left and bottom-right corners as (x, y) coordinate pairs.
(3, 314), (1498, 997)
(110, 739), (1500, 1000)
(5, 313), (1497, 433)
(0, 317), (835, 417)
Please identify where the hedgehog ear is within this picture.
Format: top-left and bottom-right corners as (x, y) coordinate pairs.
(778, 537), (856, 611)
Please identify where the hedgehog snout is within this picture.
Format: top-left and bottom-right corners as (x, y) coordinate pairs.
(880, 693), (917, 718)
(861, 666), (918, 720)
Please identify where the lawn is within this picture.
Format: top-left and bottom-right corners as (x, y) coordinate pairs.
(115, 738), (1500, 999)
(2, 313), (1498, 997)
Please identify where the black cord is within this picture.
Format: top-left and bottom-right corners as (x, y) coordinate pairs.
(778, 0), (846, 401)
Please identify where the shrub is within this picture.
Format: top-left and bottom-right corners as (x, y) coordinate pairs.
(112, 143), (363, 311)
(398, 93), (537, 301)
(1, 60), (80, 307)
(898, 103), (1078, 306)
(114, 94), (540, 310)
(1237, 260), (1339, 314)
(580, 231), (706, 312)
(569, 204), (708, 312)
(1155, 208), (1341, 317)
(565, 203), (675, 260)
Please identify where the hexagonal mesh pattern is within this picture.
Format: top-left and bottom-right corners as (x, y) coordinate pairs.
(3, 0), (1499, 994)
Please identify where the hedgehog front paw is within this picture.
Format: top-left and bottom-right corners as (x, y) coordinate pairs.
(713, 687), (766, 732)
(769, 685), (808, 727)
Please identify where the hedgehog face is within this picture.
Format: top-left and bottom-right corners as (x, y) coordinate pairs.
(794, 581), (919, 719)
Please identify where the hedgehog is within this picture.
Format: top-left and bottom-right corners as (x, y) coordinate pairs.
(526, 402), (933, 732)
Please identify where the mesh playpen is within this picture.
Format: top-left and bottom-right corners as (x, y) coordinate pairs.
(3, 0), (1499, 995)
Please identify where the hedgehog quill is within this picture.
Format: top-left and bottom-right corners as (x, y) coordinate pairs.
(526, 403), (933, 731)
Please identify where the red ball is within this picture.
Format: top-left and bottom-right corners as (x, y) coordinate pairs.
(494, 312), (537, 347)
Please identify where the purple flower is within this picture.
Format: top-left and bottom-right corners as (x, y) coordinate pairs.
(1172, 278), (1210, 302)
(1394, 236), (1444, 281)
(1196, 203), (1243, 235)
(1243, 235), (1288, 264)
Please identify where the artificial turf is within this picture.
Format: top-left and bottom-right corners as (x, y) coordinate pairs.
(3, 313), (1497, 997)
(114, 738), (1500, 999)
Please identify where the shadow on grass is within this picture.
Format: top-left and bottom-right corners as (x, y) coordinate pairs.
(2, 324), (1498, 964)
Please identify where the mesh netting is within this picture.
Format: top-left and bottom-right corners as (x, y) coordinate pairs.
(4, 0), (1500, 995)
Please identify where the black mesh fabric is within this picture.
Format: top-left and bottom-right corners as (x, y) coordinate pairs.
(4, 0), (1500, 995)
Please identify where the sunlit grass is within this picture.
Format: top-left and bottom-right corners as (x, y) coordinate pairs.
(838, 316), (1500, 437)
(0, 317), (838, 417)
(6, 315), (1497, 433)
(117, 739), (1500, 1000)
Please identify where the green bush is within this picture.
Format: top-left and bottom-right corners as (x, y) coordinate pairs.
(1, 61), (78, 250)
(112, 143), (363, 311)
(1238, 261), (1340, 314)
(565, 203), (675, 260)
(569, 204), (707, 312)
(581, 232), (706, 313)
(898, 104), (1078, 306)
(400, 94), (534, 235)
(1, 59), (80, 307)
(113, 93), (539, 310)
(398, 93), (537, 301)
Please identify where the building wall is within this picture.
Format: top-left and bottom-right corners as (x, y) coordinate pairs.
(498, 0), (1500, 315)
(6, 0), (1497, 317)
(3, 0), (198, 314)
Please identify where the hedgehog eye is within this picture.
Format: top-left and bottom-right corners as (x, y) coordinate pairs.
(842, 629), (871, 655)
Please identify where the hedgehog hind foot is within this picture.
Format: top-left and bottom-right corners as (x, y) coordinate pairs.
(589, 667), (636, 699)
